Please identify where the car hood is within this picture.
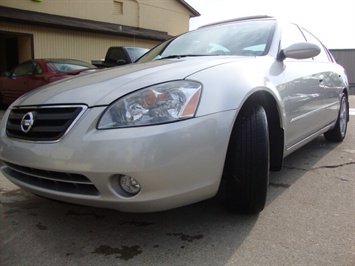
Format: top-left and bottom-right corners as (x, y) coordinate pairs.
(14, 57), (251, 107)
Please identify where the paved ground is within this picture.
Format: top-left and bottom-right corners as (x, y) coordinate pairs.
(0, 97), (354, 266)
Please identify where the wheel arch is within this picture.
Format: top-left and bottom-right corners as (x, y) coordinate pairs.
(343, 88), (350, 123)
(240, 91), (284, 171)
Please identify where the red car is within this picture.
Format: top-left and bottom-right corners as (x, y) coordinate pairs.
(0, 59), (96, 107)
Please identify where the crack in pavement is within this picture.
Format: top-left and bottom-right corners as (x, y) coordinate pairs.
(283, 161), (355, 172)
(270, 162), (354, 188)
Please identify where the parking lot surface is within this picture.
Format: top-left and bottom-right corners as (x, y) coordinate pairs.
(1, 97), (354, 265)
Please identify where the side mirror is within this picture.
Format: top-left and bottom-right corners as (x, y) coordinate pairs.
(279, 42), (320, 61)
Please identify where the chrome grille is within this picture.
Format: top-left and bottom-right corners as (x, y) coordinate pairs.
(6, 105), (86, 142)
(1, 161), (99, 196)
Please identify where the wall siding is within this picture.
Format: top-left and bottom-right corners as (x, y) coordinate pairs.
(0, 0), (193, 35)
(1, 22), (159, 63)
(330, 50), (355, 84)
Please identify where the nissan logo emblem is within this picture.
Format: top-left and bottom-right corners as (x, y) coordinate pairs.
(21, 112), (35, 133)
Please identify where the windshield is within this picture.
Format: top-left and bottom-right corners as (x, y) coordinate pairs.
(126, 48), (149, 62)
(48, 60), (95, 73)
(139, 19), (276, 62)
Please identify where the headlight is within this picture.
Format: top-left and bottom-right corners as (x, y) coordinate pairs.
(98, 80), (202, 129)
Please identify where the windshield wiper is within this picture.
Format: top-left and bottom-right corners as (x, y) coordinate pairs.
(158, 54), (212, 60)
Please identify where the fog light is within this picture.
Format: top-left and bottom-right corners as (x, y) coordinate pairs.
(119, 175), (141, 195)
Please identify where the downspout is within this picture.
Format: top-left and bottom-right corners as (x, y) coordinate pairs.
(133, 0), (141, 29)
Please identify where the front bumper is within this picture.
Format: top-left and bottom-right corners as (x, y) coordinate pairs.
(0, 107), (235, 212)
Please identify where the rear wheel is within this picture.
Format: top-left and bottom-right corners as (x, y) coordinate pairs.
(224, 104), (270, 214)
(324, 93), (348, 142)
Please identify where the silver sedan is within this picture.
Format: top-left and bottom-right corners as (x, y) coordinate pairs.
(0, 16), (349, 214)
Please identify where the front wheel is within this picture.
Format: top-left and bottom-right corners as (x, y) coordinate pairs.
(324, 93), (348, 142)
(223, 105), (270, 214)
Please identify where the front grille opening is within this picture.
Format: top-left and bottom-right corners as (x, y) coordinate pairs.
(6, 105), (86, 142)
(2, 161), (99, 196)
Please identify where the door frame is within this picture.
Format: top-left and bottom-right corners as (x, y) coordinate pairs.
(0, 31), (34, 72)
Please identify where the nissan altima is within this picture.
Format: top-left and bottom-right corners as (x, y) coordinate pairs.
(0, 16), (349, 214)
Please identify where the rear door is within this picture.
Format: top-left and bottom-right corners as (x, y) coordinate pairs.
(301, 29), (344, 125)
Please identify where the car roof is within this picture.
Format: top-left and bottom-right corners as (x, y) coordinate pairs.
(198, 15), (276, 29)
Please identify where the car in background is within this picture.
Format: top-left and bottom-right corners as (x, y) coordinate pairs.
(0, 59), (96, 107)
(91, 47), (149, 67)
(0, 16), (349, 214)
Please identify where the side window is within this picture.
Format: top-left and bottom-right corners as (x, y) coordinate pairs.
(280, 23), (306, 50)
(107, 49), (127, 63)
(302, 29), (331, 62)
(34, 62), (43, 74)
(12, 62), (35, 77)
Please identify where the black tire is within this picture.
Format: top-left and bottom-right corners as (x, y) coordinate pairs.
(224, 105), (270, 214)
(324, 93), (348, 142)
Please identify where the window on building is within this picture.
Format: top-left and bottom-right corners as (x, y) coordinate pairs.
(114, 0), (123, 15)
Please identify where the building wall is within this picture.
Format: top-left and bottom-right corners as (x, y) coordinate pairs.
(0, 0), (196, 71)
(0, 21), (158, 63)
(330, 50), (355, 84)
(330, 49), (355, 95)
(138, 0), (191, 36)
(0, 0), (193, 36)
